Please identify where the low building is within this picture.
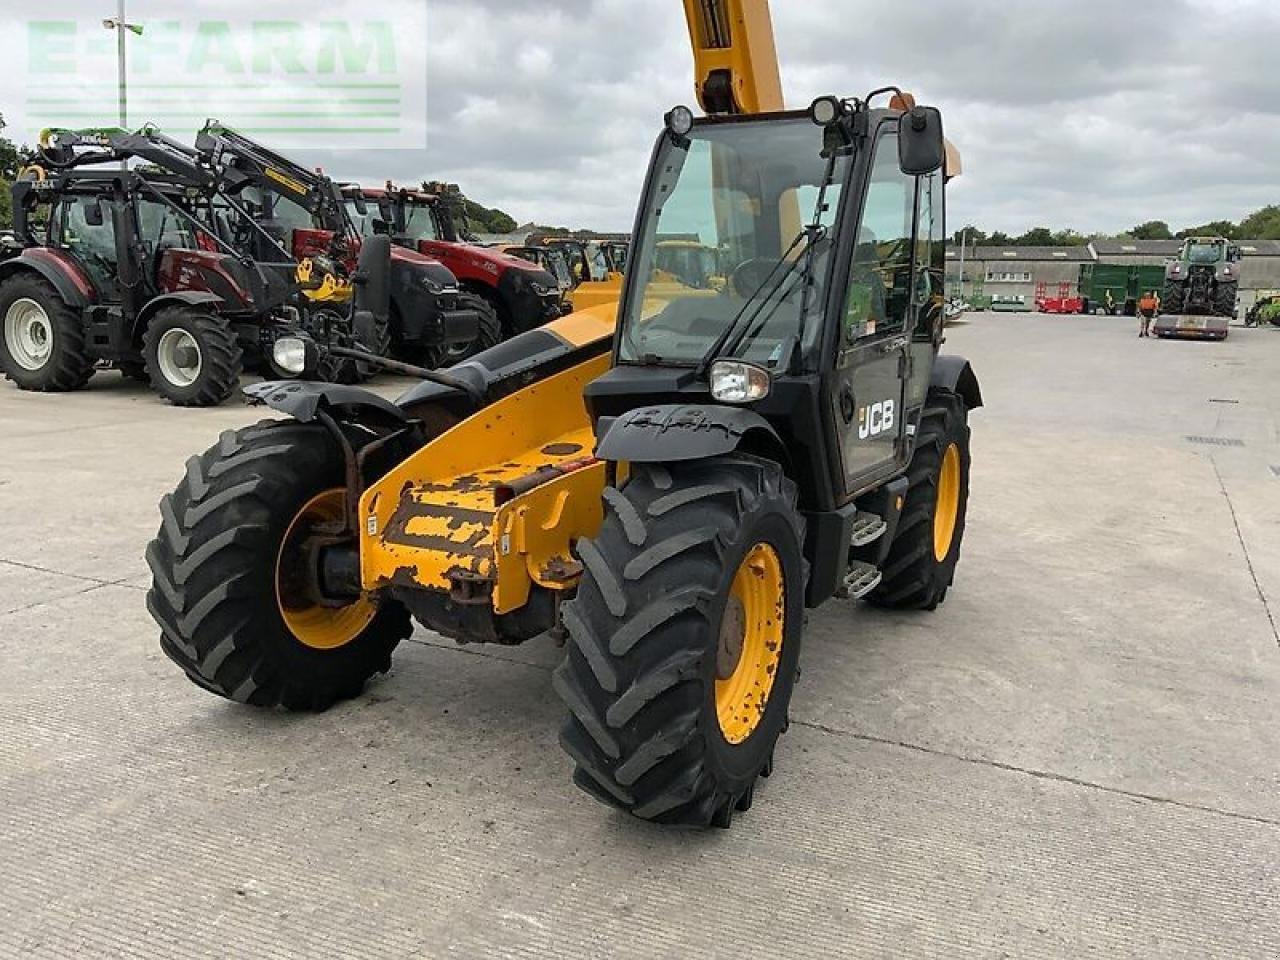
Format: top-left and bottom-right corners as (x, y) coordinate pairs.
(947, 238), (1280, 310)
(945, 245), (1092, 307)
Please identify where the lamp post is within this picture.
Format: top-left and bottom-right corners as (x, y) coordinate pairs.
(102, 2), (144, 131)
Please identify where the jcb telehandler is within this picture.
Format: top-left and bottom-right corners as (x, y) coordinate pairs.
(146, 0), (981, 827)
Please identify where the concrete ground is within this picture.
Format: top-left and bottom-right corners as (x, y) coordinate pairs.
(1, 314), (1277, 958)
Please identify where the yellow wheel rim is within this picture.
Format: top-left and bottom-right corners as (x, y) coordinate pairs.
(933, 444), (961, 563)
(715, 543), (785, 745)
(275, 489), (376, 651)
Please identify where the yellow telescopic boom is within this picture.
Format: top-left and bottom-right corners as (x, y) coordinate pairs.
(682, 0), (785, 114)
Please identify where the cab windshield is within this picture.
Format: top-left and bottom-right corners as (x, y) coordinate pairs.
(1185, 241), (1224, 264)
(401, 200), (440, 242)
(618, 116), (848, 366)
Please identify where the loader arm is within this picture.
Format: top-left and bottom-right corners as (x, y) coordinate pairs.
(682, 0), (784, 114)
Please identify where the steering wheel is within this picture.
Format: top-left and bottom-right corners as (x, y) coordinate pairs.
(730, 258), (796, 300)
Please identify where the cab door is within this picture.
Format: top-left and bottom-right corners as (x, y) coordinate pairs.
(829, 125), (919, 496)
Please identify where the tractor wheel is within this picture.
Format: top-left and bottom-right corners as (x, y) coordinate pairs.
(1214, 282), (1238, 319)
(1161, 282), (1185, 315)
(868, 389), (971, 611)
(143, 305), (243, 407)
(426, 292), (501, 368)
(556, 455), (806, 828)
(146, 419), (412, 711)
(0, 273), (95, 391)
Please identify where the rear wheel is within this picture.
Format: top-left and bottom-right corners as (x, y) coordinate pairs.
(1214, 281), (1237, 318)
(0, 273), (95, 391)
(869, 389), (971, 611)
(1161, 282), (1185, 315)
(143, 305), (243, 406)
(556, 456), (806, 827)
(146, 420), (411, 710)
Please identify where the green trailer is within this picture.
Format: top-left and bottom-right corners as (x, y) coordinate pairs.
(1078, 263), (1166, 316)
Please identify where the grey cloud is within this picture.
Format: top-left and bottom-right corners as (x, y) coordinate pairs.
(5, 0), (1277, 233)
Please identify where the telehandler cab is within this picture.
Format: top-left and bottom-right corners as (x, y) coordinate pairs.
(147, 0), (981, 828)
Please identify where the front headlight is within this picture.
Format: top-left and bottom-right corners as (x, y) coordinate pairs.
(530, 281), (555, 297)
(272, 336), (311, 376)
(710, 360), (771, 403)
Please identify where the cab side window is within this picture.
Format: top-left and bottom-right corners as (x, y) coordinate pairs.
(844, 129), (916, 342)
(914, 170), (945, 339)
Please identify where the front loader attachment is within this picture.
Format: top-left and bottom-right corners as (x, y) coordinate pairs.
(359, 351), (612, 642)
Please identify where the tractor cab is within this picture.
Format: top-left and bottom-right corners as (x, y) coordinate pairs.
(589, 94), (956, 507)
(1180, 237), (1240, 266)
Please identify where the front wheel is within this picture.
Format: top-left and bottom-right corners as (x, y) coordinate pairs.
(143, 305), (243, 406)
(868, 389), (971, 611)
(557, 456), (806, 828)
(426, 292), (502, 368)
(146, 420), (411, 710)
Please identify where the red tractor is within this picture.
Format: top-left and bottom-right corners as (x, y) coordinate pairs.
(193, 123), (496, 368)
(345, 183), (566, 337)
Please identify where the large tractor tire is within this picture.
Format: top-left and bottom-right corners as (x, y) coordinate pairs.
(0, 273), (95, 391)
(868, 389), (971, 611)
(433, 292), (501, 367)
(143, 305), (243, 407)
(556, 455), (806, 828)
(1214, 281), (1238, 319)
(1161, 282), (1185, 315)
(146, 420), (412, 711)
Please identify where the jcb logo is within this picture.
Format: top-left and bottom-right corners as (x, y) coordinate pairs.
(858, 400), (895, 440)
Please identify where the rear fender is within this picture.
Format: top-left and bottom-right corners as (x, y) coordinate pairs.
(595, 404), (788, 467)
(0, 252), (92, 308)
(929, 356), (983, 410)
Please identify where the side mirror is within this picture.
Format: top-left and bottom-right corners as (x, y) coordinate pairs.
(899, 106), (945, 176)
(84, 200), (105, 227)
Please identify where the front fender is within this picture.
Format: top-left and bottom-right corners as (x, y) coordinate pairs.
(132, 291), (223, 343)
(595, 404), (783, 464)
(243, 380), (411, 429)
(930, 355), (983, 410)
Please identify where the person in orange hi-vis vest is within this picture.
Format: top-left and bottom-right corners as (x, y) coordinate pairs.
(1138, 290), (1160, 338)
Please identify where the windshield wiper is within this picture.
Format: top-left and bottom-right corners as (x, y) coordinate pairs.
(693, 227), (813, 377)
(695, 140), (846, 377)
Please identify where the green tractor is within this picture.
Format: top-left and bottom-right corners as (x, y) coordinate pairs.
(1162, 237), (1241, 318)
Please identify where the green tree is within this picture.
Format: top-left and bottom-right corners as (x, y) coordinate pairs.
(1237, 205), (1280, 240)
(951, 225), (987, 245)
(0, 113), (21, 230)
(1129, 220), (1173, 240)
(1175, 220), (1237, 240)
(987, 231), (1012, 246)
(1013, 226), (1055, 246)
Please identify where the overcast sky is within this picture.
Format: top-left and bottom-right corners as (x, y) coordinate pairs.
(6, 0), (1279, 234)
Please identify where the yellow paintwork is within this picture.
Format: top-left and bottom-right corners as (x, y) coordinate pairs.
(295, 258), (353, 304)
(568, 276), (625, 313)
(933, 443), (960, 562)
(682, 0), (784, 115)
(491, 459), (607, 614)
(716, 542), (785, 744)
(358, 353), (612, 603)
(541, 303), (617, 348)
(277, 490), (377, 650)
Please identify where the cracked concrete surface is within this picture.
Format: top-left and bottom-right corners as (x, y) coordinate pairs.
(0, 314), (1277, 958)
